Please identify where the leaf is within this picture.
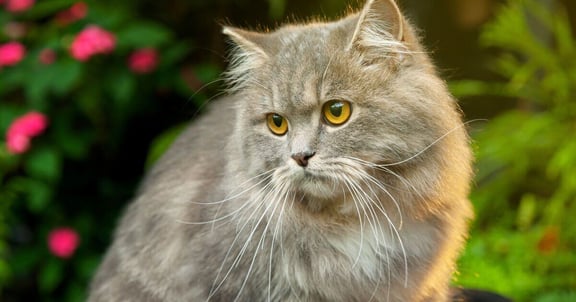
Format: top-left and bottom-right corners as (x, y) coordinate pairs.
(449, 80), (511, 98)
(547, 138), (576, 179)
(0, 105), (25, 133)
(516, 194), (537, 230)
(38, 258), (64, 293)
(0, 259), (10, 285)
(107, 70), (137, 104)
(115, 22), (173, 49)
(24, 179), (53, 213)
(20, 0), (77, 19)
(24, 66), (54, 110)
(535, 291), (576, 302)
(161, 42), (192, 67)
(194, 63), (221, 84)
(10, 247), (43, 275)
(77, 255), (100, 279)
(0, 64), (26, 94)
(268, 0), (286, 19)
(145, 124), (186, 169)
(24, 147), (62, 182)
(51, 59), (83, 95)
(86, 3), (129, 28)
(53, 119), (93, 160)
(5, 176), (52, 212)
(65, 281), (85, 302)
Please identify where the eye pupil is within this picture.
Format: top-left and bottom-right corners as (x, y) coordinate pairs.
(330, 102), (343, 117)
(272, 114), (283, 127)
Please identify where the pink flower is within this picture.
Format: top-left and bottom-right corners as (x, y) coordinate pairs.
(38, 48), (56, 64)
(69, 2), (88, 18)
(6, 133), (30, 154)
(5, 0), (35, 12)
(48, 228), (80, 259)
(69, 25), (116, 61)
(0, 41), (26, 67)
(56, 2), (88, 26)
(5, 111), (48, 154)
(128, 48), (159, 74)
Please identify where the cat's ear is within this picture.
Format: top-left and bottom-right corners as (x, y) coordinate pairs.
(348, 0), (408, 62)
(222, 26), (273, 90)
(222, 26), (268, 60)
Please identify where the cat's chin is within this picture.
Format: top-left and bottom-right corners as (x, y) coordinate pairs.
(286, 169), (345, 212)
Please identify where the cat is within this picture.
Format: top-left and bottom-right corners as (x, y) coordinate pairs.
(88, 0), (476, 301)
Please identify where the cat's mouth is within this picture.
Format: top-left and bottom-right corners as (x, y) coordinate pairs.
(285, 168), (344, 209)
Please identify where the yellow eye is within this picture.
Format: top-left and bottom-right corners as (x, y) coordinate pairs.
(267, 113), (288, 136)
(322, 100), (352, 126)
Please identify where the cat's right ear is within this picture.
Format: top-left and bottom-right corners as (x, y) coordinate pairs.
(222, 27), (272, 91)
(223, 26), (271, 66)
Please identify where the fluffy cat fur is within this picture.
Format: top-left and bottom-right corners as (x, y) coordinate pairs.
(88, 0), (474, 301)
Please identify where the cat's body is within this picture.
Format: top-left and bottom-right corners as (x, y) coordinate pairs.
(89, 1), (474, 301)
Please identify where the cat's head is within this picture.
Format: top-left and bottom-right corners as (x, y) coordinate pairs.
(223, 0), (472, 216)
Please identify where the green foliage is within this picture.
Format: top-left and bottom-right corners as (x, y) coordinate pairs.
(452, 0), (576, 300)
(0, 1), (220, 301)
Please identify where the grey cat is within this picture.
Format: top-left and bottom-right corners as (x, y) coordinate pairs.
(88, 0), (474, 301)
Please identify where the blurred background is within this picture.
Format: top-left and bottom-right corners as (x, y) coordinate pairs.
(1, 0), (575, 301)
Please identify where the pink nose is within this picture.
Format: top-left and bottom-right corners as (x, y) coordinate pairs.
(291, 151), (315, 167)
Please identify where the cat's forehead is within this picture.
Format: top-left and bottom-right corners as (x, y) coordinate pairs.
(262, 21), (357, 109)
(266, 73), (320, 112)
(272, 19), (354, 65)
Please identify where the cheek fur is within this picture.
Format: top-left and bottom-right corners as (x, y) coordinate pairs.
(242, 125), (289, 173)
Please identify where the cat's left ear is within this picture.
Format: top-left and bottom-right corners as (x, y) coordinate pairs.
(349, 0), (410, 62)
(222, 27), (276, 90)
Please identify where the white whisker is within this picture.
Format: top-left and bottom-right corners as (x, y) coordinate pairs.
(381, 119), (484, 167)
(207, 178), (278, 299)
(340, 174), (367, 269)
(233, 182), (288, 301)
(190, 169), (276, 205)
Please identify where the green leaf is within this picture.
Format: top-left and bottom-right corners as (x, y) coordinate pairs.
(24, 60), (83, 108)
(51, 59), (83, 95)
(25, 179), (53, 213)
(0, 105), (25, 133)
(87, 4), (129, 28)
(115, 22), (173, 49)
(77, 255), (100, 279)
(194, 63), (221, 84)
(107, 69), (137, 108)
(268, 0), (286, 19)
(449, 80), (511, 98)
(53, 123), (93, 160)
(38, 258), (64, 293)
(25, 65), (55, 110)
(0, 65), (26, 94)
(10, 247), (43, 275)
(146, 124), (186, 169)
(161, 42), (192, 67)
(516, 194), (537, 230)
(0, 259), (10, 286)
(20, 0), (77, 19)
(535, 291), (576, 302)
(24, 147), (62, 182)
(65, 281), (86, 302)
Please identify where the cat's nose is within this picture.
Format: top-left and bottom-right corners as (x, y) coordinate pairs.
(291, 151), (316, 167)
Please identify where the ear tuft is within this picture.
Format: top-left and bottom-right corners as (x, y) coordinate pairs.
(222, 26), (270, 92)
(349, 0), (408, 62)
(222, 26), (270, 59)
